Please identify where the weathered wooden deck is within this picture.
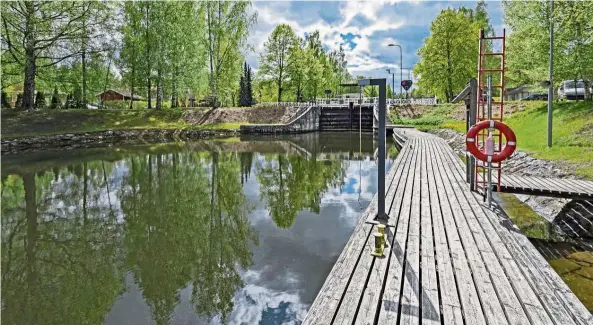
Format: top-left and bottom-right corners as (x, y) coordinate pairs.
(303, 129), (592, 325)
(498, 174), (593, 200)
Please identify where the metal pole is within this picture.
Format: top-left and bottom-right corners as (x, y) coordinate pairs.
(487, 75), (493, 207)
(469, 78), (477, 191)
(399, 47), (403, 97)
(547, 0), (554, 148)
(392, 73), (395, 100)
(377, 80), (387, 220)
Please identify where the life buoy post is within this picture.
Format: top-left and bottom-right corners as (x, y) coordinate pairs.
(466, 120), (516, 163)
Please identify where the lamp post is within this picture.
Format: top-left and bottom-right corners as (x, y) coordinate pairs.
(388, 43), (403, 97)
(386, 69), (395, 99)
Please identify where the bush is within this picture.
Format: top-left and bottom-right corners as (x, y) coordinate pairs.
(35, 91), (47, 109)
(15, 93), (23, 109)
(50, 87), (61, 109)
(1, 91), (10, 109)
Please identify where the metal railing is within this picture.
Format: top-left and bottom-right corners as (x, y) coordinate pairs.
(255, 97), (437, 108)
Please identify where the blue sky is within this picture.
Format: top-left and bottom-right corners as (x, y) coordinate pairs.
(247, 0), (504, 88)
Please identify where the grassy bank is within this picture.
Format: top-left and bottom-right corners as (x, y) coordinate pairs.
(0, 109), (248, 138)
(391, 101), (593, 176)
(505, 101), (593, 172)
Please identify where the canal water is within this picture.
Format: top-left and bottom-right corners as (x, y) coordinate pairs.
(1, 132), (396, 325)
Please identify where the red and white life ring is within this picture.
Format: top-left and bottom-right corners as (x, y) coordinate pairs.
(466, 120), (516, 163)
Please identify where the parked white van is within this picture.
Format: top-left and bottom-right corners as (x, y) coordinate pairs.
(558, 80), (586, 100)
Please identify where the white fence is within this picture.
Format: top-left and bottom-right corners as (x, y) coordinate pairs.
(256, 97), (437, 107)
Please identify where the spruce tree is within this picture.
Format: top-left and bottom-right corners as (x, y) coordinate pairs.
(50, 87), (60, 109)
(239, 74), (246, 107)
(35, 91), (47, 109)
(246, 65), (254, 106)
(1, 91), (10, 108)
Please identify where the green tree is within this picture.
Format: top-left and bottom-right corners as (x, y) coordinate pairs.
(72, 84), (83, 108)
(504, 0), (593, 88)
(414, 8), (480, 102)
(203, 1), (256, 107)
(258, 24), (297, 102)
(1, 1), (109, 110)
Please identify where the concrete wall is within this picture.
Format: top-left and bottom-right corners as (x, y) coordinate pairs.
(240, 106), (320, 135)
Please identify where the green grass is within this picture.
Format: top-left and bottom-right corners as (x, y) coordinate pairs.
(1, 109), (246, 138)
(391, 101), (593, 176)
(390, 104), (466, 133)
(505, 101), (593, 173)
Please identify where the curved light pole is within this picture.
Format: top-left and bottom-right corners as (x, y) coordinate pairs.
(388, 43), (403, 97)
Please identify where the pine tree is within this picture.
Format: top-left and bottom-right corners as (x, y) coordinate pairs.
(1, 91), (10, 108)
(239, 74), (246, 107)
(246, 65), (254, 106)
(50, 87), (60, 109)
(35, 91), (47, 109)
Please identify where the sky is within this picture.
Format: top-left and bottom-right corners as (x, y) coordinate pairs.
(246, 0), (504, 88)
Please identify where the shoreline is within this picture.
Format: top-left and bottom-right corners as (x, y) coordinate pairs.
(1, 128), (239, 155)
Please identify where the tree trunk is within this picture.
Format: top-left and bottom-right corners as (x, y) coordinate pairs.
(129, 64), (135, 109)
(82, 48), (87, 108)
(145, 4), (152, 109)
(171, 66), (178, 108)
(156, 67), (162, 110)
(22, 2), (36, 110)
(207, 2), (215, 96)
(22, 49), (36, 110)
(24, 172), (38, 323)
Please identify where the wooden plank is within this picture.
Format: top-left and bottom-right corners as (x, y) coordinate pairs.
(353, 138), (417, 324)
(428, 138), (510, 325)
(377, 139), (422, 323)
(425, 138), (465, 325)
(434, 137), (551, 324)
(418, 138), (442, 325)
(331, 141), (415, 325)
(428, 139), (488, 325)
(399, 137), (423, 325)
(435, 136), (588, 325)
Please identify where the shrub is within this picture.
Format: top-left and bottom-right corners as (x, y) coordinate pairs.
(1, 91), (10, 108)
(35, 91), (47, 109)
(50, 87), (61, 109)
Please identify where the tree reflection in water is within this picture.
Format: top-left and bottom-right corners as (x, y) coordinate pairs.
(1, 142), (355, 325)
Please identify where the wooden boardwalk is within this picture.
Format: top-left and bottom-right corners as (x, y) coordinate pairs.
(498, 174), (593, 200)
(303, 129), (592, 325)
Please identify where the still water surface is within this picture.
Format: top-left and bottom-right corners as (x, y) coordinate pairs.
(1, 132), (396, 325)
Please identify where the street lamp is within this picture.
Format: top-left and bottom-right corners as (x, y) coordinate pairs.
(386, 69), (395, 99)
(388, 43), (403, 97)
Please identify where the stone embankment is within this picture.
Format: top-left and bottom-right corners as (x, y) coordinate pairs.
(1, 129), (238, 155)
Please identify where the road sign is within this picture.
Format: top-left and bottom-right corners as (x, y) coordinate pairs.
(401, 80), (413, 91)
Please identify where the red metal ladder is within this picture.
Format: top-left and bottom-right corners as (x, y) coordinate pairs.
(475, 29), (506, 194)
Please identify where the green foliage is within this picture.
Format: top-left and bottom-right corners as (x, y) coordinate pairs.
(258, 24), (297, 102)
(50, 88), (60, 109)
(414, 7), (481, 102)
(35, 91), (47, 110)
(239, 62), (254, 107)
(1, 90), (10, 108)
(504, 1), (593, 88)
(72, 85), (83, 109)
